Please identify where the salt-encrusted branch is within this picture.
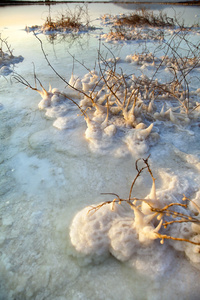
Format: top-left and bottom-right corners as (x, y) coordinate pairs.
(89, 157), (200, 247)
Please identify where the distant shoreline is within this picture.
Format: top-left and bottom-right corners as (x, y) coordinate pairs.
(1, 0), (200, 6)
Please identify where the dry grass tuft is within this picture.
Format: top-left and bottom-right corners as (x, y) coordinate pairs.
(101, 9), (199, 42)
(42, 5), (93, 33)
(115, 9), (176, 28)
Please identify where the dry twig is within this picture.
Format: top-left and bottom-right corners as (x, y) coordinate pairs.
(89, 157), (200, 246)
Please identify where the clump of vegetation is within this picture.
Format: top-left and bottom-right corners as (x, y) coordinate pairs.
(26, 5), (94, 34)
(13, 27), (200, 153)
(23, 9), (200, 125)
(0, 34), (23, 76)
(0, 34), (14, 61)
(100, 9), (199, 42)
(70, 157), (200, 269)
(89, 156), (200, 247)
(101, 23), (164, 42)
(114, 9), (176, 28)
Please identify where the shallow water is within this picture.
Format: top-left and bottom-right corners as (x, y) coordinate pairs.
(0, 3), (200, 300)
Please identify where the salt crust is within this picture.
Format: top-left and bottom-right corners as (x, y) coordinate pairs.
(100, 13), (200, 43)
(0, 52), (23, 76)
(35, 46), (200, 156)
(37, 83), (157, 156)
(37, 70), (200, 156)
(70, 172), (200, 275)
(33, 44), (200, 272)
(70, 202), (175, 277)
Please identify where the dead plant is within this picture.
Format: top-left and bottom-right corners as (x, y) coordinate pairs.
(41, 4), (93, 33)
(88, 156), (200, 247)
(13, 29), (200, 132)
(0, 34), (14, 59)
(114, 9), (176, 28)
(101, 9), (199, 42)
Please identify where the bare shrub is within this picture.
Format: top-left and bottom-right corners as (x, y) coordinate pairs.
(114, 9), (176, 28)
(101, 9), (199, 42)
(26, 4), (94, 34)
(13, 29), (200, 131)
(0, 34), (14, 59)
(0, 34), (23, 76)
(89, 156), (200, 247)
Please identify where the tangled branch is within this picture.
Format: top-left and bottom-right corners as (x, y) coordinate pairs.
(88, 157), (200, 246)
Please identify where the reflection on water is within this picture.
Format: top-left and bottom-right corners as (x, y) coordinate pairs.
(0, 1), (200, 27)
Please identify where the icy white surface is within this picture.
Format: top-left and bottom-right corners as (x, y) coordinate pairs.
(0, 3), (200, 300)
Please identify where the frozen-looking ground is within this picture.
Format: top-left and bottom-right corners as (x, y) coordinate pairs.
(0, 3), (200, 300)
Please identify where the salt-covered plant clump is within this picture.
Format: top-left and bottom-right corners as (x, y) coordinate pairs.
(13, 37), (159, 155)
(101, 9), (177, 28)
(101, 26), (164, 42)
(100, 11), (166, 42)
(14, 69), (157, 155)
(0, 35), (23, 76)
(14, 29), (200, 155)
(25, 4), (95, 36)
(70, 157), (200, 274)
(100, 9), (199, 42)
(98, 12), (200, 122)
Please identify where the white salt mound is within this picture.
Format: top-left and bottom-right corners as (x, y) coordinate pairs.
(70, 173), (200, 275)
